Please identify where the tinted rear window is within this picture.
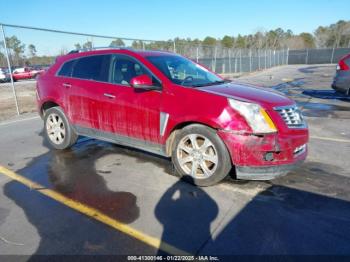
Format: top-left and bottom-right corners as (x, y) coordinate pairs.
(57, 60), (75, 77)
(72, 55), (110, 81)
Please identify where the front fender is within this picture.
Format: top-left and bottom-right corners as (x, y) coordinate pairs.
(162, 107), (252, 142)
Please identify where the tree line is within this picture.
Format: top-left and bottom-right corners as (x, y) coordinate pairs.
(0, 20), (349, 67)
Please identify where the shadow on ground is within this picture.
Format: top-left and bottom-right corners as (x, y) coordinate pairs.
(156, 160), (350, 255)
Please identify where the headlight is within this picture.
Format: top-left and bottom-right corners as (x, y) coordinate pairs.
(228, 98), (277, 134)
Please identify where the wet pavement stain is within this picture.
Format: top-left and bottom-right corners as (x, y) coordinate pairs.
(297, 101), (350, 118)
(298, 102), (350, 111)
(48, 150), (139, 223)
(302, 90), (350, 101)
(270, 77), (350, 120)
(1, 133), (167, 255)
(298, 66), (330, 74)
(6, 136), (141, 224)
(3, 128), (182, 225)
(115, 145), (175, 176)
(272, 80), (310, 99)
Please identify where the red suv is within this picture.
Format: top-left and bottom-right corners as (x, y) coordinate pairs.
(36, 48), (308, 186)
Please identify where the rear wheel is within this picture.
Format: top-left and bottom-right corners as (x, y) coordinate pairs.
(44, 107), (78, 150)
(172, 124), (232, 186)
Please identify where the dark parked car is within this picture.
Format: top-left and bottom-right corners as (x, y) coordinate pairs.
(332, 53), (350, 95)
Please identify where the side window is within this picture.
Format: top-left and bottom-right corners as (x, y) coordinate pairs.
(110, 55), (161, 87)
(57, 60), (75, 77)
(72, 55), (110, 82)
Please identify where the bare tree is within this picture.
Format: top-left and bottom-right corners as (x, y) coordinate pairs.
(28, 44), (37, 57)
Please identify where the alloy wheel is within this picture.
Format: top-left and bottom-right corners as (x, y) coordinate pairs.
(46, 113), (66, 145)
(176, 134), (218, 179)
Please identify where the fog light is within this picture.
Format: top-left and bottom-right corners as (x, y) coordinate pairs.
(264, 152), (274, 161)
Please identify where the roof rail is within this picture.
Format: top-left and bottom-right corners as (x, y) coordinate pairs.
(68, 46), (134, 54)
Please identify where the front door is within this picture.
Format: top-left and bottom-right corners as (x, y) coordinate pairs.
(101, 54), (163, 144)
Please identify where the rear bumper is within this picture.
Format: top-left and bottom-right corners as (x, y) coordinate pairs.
(332, 83), (349, 95)
(218, 129), (308, 180)
(332, 72), (350, 94)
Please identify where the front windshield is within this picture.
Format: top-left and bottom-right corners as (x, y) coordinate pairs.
(146, 55), (226, 87)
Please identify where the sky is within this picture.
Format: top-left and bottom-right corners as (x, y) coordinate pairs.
(1, 0), (349, 55)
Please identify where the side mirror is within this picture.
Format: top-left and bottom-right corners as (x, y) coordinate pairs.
(130, 74), (160, 90)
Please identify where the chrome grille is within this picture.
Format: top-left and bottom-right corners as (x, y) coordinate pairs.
(274, 105), (306, 128)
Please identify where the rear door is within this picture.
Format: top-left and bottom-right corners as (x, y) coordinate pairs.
(64, 54), (111, 129)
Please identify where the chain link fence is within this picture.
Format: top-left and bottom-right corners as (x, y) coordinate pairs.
(288, 48), (350, 64)
(166, 44), (288, 74)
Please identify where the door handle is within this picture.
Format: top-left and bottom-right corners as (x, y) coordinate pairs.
(104, 93), (116, 99)
(62, 83), (71, 88)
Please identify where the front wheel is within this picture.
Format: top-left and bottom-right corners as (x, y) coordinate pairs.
(172, 124), (232, 186)
(44, 107), (78, 150)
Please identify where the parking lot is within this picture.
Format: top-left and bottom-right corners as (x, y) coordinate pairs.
(0, 64), (350, 257)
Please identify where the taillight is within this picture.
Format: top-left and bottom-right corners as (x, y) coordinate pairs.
(338, 54), (350, 71)
(338, 59), (349, 71)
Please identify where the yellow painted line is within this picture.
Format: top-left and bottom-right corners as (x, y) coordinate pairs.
(310, 136), (350, 143)
(281, 78), (294, 82)
(0, 165), (189, 255)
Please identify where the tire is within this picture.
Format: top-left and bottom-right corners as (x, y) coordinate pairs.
(43, 107), (78, 150)
(172, 124), (232, 186)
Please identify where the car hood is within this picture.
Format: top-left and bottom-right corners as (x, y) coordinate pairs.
(198, 81), (294, 108)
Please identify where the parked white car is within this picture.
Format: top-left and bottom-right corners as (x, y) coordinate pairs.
(0, 69), (10, 83)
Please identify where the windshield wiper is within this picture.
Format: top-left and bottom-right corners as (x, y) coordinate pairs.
(213, 79), (231, 84)
(191, 79), (231, 87)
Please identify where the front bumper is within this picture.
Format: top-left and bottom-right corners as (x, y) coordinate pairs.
(235, 160), (304, 180)
(218, 129), (308, 180)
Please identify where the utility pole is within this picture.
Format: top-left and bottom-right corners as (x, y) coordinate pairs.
(305, 49), (309, 64)
(1, 24), (19, 115)
(228, 49), (232, 73)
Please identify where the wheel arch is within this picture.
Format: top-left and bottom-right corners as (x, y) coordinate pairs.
(40, 99), (62, 118)
(165, 121), (219, 156)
